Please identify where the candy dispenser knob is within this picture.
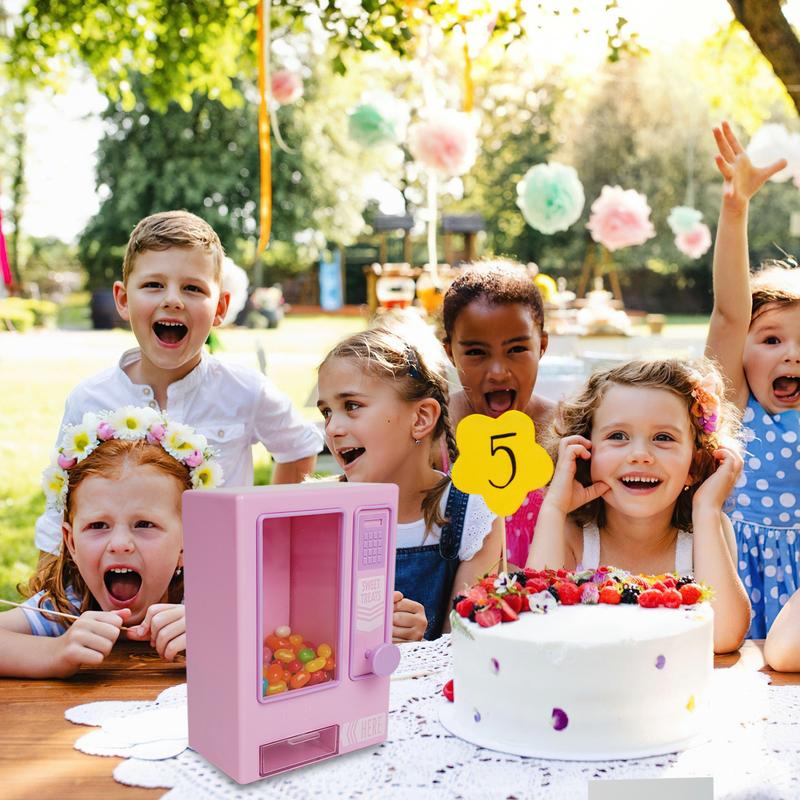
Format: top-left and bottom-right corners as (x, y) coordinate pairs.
(365, 643), (401, 677)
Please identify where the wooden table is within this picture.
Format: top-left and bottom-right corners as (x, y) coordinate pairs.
(0, 640), (797, 800)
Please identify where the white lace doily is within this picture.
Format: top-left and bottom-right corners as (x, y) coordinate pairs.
(67, 637), (800, 799)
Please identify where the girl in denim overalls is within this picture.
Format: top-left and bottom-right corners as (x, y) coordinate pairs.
(317, 324), (504, 640)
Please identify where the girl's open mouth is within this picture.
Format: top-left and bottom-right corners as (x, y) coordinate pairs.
(104, 568), (143, 603)
(484, 389), (516, 416)
(773, 376), (800, 404)
(153, 321), (188, 345)
(339, 446), (365, 467)
(619, 476), (662, 492)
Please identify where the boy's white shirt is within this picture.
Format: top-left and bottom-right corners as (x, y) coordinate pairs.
(35, 348), (324, 554)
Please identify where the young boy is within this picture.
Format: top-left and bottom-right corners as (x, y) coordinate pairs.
(35, 210), (323, 555)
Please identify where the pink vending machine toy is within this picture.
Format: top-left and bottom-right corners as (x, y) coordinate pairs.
(183, 482), (400, 784)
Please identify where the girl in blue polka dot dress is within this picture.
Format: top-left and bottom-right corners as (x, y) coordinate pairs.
(708, 121), (800, 638)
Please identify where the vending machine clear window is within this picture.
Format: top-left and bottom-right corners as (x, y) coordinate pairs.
(258, 510), (342, 701)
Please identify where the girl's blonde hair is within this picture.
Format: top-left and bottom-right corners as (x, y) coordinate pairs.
(320, 321), (457, 535)
(22, 439), (188, 623)
(750, 262), (800, 321)
(551, 358), (741, 532)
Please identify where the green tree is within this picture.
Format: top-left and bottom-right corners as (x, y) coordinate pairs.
(78, 61), (395, 288)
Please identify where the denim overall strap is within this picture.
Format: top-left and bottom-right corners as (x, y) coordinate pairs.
(394, 485), (469, 640)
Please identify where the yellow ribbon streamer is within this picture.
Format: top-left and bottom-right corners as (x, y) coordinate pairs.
(257, 0), (272, 252)
(462, 32), (474, 113)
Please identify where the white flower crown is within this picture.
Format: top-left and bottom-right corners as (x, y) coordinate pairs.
(42, 406), (224, 513)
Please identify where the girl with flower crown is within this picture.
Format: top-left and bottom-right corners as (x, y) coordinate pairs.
(527, 358), (751, 653)
(0, 406), (222, 678)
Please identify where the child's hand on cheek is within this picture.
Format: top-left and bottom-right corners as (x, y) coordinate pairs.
(126, 604), (186, 661)
(692, 446), (743, 512)
(547, 436), (610, 514)
(392, 590), (427, 642)
(53, 608), (130, 677)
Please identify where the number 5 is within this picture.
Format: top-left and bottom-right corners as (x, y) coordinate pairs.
(489, 432), (517, 490)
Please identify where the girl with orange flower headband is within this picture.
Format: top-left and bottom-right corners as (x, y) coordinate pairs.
(0, 407), (221, 677)
(527, 358), (752, 654)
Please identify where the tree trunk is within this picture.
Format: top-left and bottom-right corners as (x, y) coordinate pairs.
(727, 0), (800, 116)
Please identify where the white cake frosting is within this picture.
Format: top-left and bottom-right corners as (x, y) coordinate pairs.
(441, 603), (714, 760)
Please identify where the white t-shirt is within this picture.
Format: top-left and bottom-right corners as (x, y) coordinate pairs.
(395, 482), (497, 562)
(35, 348), (324, 553)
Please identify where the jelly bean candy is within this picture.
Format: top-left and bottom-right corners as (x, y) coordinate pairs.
(322, 670), (333, 682)
(303, 641), (317, 652)
(289, 634), (304, 649)
(317, 643), (332, 659)
(287, 659), (303, 674)
(289, 670), (311, 690)
(275, 625), (291, 638)
(277, 638), (292, 649)
(274, 648), (295, 663)
(305, 657), (326, 673)
(308, 670), (327, 686)
(263, 646), (273, 664)
(263, 678), (268, 695)
(266, 664), (284, 684)
(298, 648), (316, 664)
(324, 657), (335, 671)
(265, 634), (281, 651)
(267, 681), (288, 695)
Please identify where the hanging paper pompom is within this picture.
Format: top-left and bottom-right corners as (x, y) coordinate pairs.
(271, 70), (303, 105)
(747, 124), (800, 183)
(675, 223), (712, 259)
(587, 185), (656, 251)
(348, 94), (408, 148)
(516, 162), (585, 235)
(667, 206), (703, 236)
(408, 110), (478, 177)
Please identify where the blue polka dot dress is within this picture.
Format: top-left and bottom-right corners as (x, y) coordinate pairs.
(731, 394), (800, 638)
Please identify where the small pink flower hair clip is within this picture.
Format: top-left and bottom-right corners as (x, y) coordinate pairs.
(42, 406), (224, 513)
(690, 374), (722, 434)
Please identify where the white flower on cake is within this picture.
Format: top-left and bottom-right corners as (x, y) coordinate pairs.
(528, 590), (557, 614)
(493, 573), (518, 593)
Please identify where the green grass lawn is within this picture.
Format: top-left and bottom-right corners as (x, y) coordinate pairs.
(0, 314), (366, 602)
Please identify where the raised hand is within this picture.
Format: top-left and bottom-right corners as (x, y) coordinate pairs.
(547, 435), (609, 514)
(126, 603), (185, 661)
(53, 608), (129, 676)
(713, 121), (788, 212)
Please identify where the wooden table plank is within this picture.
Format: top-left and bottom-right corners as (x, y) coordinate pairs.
(0, 642), (185, 800)
(0, 640), (797, 799)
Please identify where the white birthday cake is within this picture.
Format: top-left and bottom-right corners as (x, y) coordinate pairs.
(440, 568), (714, 760)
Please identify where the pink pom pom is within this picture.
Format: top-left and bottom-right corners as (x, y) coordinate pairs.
(97, 421), (116, 441)
(587, 185), (655, 251)
(184, 449), (204, 468)
(146, 423), (166, 444)
(408, 111), (478, 177)
(57, 453), (77, 470)
(675, 222), (712, 259)
(271, 70), (303, 105)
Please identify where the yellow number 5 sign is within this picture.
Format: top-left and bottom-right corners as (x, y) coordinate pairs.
(451, 410), (554, 518)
